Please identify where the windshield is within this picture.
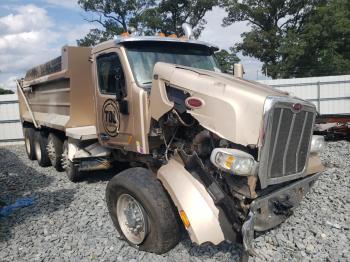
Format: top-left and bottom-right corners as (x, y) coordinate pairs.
(124, 42), (221, 87)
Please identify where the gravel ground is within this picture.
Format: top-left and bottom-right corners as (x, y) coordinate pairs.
(0, 142), (349, 261)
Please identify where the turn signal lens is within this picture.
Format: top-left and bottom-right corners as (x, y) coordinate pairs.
(225, 155), (235, 168)
(310, 135), (325, 153)
(179, 210), (190, 228)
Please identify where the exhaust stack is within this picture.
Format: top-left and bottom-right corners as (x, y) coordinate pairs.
(182, 23), (194, 39)
(234, 64), (244, 78)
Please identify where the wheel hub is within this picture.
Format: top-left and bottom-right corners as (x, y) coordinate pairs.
(116, 194), (148, 245)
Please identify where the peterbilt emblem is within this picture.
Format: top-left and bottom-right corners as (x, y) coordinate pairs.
(292, 103), (303, 113)
(102, 99), (120, 137)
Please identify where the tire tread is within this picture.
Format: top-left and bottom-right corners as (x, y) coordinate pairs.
(106, 167), (180, 254)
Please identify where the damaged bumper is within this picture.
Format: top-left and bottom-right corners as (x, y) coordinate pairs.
(242, 173), (321, 254)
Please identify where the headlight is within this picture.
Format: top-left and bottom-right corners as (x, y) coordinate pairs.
(210, 148), (258, 176)
(310, 135), (325, 153)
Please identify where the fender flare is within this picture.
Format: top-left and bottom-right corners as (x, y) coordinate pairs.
(157, 158), (236, 245)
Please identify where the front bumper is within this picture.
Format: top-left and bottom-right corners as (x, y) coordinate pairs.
(242, 173), (321, 254)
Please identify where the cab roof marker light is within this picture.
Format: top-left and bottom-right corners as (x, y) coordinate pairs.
(120, 32), (130, 37)
(168, 34), (178, 38)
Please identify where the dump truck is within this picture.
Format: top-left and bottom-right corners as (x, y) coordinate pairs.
(17, 26), (326, 259)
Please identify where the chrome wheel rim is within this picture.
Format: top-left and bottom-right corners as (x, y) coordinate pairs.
(35, 140), (41, 161)
(116, 193), (148, 245)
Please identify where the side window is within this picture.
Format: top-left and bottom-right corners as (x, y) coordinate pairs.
(96, 53), (126, 97)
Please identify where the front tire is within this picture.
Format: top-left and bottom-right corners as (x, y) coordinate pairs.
(34, 130), (51, 167)
(106, 167), (180, 254)
(23, 127), (36, 160)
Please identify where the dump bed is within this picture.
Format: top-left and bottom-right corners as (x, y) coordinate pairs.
(18, 46), (96, 133)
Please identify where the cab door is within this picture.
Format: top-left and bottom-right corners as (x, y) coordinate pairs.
(94, 49), (132, 148)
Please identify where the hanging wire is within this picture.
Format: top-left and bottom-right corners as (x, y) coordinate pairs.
(163, 126), (178, 161)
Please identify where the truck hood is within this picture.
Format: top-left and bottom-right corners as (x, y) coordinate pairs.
(149, 62), (288, 146)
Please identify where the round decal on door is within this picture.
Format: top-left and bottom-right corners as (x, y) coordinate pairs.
(102, 99), (120, 137)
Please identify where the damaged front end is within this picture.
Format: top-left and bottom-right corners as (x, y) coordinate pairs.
(158, 149), (323, 257)
(242, 172), (321, 255)
(240, 96), (325, 255)
(148, 62), (325, 258)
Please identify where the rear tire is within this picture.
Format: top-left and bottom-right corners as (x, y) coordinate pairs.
(34, 130), (51, 167)
(23, 127), (36, 160)
(62, 140), (81, 182)
(106, 167), (180, 254)
(47, 133), (64, 171)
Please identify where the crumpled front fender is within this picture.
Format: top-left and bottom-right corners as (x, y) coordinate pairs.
(157, 158), (236, 245)
(306, 154), (325, 175)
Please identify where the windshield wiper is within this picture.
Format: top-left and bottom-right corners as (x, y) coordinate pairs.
(142, 81), (152, 85)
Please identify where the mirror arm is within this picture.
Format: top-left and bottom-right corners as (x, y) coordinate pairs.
(119, 100), (129, 115)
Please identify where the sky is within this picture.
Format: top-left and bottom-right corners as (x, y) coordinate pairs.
(0, 1), (267, 92)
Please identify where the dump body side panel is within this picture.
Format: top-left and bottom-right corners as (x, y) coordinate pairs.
(19, 46), (96, 133)
(66, 46), (96, 128)
(20, 72), (70, 131)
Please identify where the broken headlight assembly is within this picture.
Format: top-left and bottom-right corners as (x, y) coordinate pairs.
(210, 148), (258, 176)
(310, 135), (325, 153)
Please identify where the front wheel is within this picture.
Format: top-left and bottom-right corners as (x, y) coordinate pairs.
(106, 167), (181, 254)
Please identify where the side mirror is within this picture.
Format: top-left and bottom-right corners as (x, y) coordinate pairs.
(115, 66), (127, 101)
(115, 86), (129, 114)
(115, 87), (124, 101)
(114, 66), (128, 114)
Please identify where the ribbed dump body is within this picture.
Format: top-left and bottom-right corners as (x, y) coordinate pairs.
(25, 56), (62, 81)
(259, 97), (316, 188)
(18, 46), (95, 130)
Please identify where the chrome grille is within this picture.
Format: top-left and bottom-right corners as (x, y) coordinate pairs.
(258, 97), (316, 188)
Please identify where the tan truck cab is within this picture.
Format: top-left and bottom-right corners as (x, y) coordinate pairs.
(18, 30), (325, 259)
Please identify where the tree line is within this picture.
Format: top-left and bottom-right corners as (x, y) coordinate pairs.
(0, 87), (14, 95)
(77, 0), (350, 79)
